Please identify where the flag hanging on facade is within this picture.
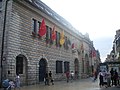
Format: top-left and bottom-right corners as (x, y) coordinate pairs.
(89, 50), (92, 57)
(67, 39), (71, 49)
(92, 50), (96, 57)
(38, 18), (46, 36)
(72, 43), (75, 49)
(81, 43), (84, 53)
(51, 25), (56, 41)
(60, 31), (65, 45)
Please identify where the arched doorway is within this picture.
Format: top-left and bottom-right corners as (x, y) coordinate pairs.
(74, 58), (79, 79)
(39, 58), (47, 82)
(82, 59), (84, 73)
(85, 54), (89, 75)
(16, 54), (27, 85)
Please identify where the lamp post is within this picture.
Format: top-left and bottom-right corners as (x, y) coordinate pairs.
(0, 0), (10, 84)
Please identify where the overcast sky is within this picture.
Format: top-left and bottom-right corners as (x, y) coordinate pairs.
(41, 0), (120, 62)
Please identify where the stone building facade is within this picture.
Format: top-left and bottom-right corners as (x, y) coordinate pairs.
(110, 29), (120, 61)
(0, 0), (99, 85)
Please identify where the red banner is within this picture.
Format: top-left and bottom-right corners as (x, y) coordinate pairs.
(38, 18), (46, 36)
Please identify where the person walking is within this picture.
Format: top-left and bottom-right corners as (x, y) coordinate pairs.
(103, 71), (108, 88)
(113, 69), (118, 86)
(93, 70), (98, 82)
(98, 70), (104, 88)
(106, 71), (111, 87)
(110, 68), (114, 86)
(49, 71), (54, 85)
(65, 71), (70, 83)
(45, 72), (49, 85)
(15, 73), (20, 90)
(70, 71), (74, 82)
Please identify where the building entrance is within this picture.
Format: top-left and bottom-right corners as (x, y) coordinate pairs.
(39, 58), (47, 82)
(74, 58), (79, 79)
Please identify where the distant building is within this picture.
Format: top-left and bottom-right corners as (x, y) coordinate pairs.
(112, 29), (120, 61)
(0, 0), (100, 85)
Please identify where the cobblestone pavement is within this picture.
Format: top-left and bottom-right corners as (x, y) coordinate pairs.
(1, 78), (120, 90)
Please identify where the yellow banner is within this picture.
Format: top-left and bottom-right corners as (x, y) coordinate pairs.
(60, 31), (65, 45)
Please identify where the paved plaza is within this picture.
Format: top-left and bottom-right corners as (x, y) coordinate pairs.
(0, 78), (120, 90)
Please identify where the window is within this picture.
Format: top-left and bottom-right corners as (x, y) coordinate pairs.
(56, 31), (58, 46)
(46, 26), (53, 44)
(64, 36), (68, 50)
(37, 21), (41, 33)
(82, 60), (84, 73)
(32, 19), (37, 33)
(56, 31), (60, 47)
(56, 61), (63, 73)
(58, 32), (60, 46)
(50, 27), (53, 44)
(46, 26), (50, 43)
(16, 57), (23, 74)
(64, 61), (69, 73)
(32, 19), (42, 34)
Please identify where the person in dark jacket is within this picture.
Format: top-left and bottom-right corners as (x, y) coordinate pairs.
(110, 68), (114, 86)
(113, 69), (118, 86)
(45, 72), (49, 85)
(49, 71), (54, 85)
(98, 70), (104, 88)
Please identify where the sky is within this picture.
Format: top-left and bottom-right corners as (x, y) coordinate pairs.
(41, 0), (120, 62)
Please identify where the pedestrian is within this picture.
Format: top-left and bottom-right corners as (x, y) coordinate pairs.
(98, 70), (104, 88)
(70, 71), (74, 82)
(110, 68), (114, 86)
(93, 70), (98, 82)
(113, 69), (118, 86)
(45, 72), (49, 85)
(103, 71), (108, 88)
(49, 71), (54, 85)
(106, 71), (111, 87)
(65, 71), (70, 83)
(9, 79), (15, 90)
(15, 73), (20, 90)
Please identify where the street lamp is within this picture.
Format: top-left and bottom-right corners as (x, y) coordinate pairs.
(0, 0), (10, 85)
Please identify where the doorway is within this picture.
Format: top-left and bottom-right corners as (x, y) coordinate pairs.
(74, 58), (79, 79)
(39, 58), (47, 82)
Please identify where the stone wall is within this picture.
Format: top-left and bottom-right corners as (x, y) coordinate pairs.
(3, 1), (76, 85)
(0, 0), (94, 85)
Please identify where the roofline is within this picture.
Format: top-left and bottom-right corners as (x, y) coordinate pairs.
(25, 0), (85, 38)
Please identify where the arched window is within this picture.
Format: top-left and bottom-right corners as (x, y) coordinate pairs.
(16, 56), (23, 74)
